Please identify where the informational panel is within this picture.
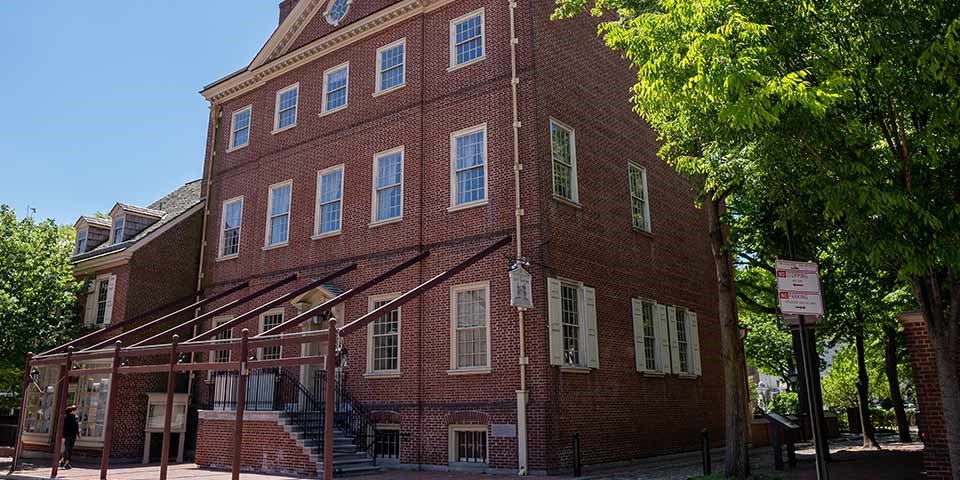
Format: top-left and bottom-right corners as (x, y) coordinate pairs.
(775, 260), (824, 319)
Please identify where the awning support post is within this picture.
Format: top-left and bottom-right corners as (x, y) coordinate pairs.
(99, 341), (122, 479)
(8, 352), (33, 476)
(323, 319), (337, 480)
(159, 335), (179, 480)
(50, 346), (74, 479)
(232, 329), (250, 480)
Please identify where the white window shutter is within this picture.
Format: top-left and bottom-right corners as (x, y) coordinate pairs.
(631, 299), (645, 372)
(103, 275), (116, 325)
(667, 306), (679, 374)
(547, 278), (563, 366)
(583, 286), (599, 369)
(84, 290), (97, 326)
(690, 311), (701, 376)
(657, 304), (670, 374)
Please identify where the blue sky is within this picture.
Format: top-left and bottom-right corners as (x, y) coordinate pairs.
(0, 1), (279, 225)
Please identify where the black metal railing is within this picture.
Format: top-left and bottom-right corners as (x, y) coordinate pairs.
(206, 367), (308, 411)
(313, 370), (376, 459)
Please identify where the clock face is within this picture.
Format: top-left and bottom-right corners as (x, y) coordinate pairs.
(325, 0), (350, 26)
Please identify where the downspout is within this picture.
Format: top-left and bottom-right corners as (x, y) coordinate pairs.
(508, 0), (528, 474)
(188, 102), (221, 399)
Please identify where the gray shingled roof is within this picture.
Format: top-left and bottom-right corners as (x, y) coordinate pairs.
(80, 216), (111, 228)
(116, 203), (164, 218)
(72, 180), (203, 263)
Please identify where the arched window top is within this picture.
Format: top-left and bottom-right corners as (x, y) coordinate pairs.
(324, 0), (351, 26)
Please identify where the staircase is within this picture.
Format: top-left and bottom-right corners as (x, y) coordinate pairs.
(279, 370), (382, 477)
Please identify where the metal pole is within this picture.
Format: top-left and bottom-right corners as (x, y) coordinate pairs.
(232, 329), (250, 480)
(798, 316), (829, 480)
(8, 353), (33, 475)
(50, 346), (73, 479)
(99, 342), (122, 479)
(159, 335), (179, 480)
(701, 428), (711, 474)
(323, 319), (337, 480)
(572, 432), (582, 477)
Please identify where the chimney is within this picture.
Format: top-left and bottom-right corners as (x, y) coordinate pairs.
(279, 0), (299, 25)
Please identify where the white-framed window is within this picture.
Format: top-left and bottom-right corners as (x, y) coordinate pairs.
(23, 365), (57, 440)
(84, 274), (116, 327)
(23, 362), (113, 446)
(448, 9), (485, 70)
(265, 180), (292, 247)
(273, 83), (299, 132)
(322, 62), (350, 115)
(376, 39), (406, 94)
(229, 106), (252, 150)
(314, 165), (344, 237)
(211, 317), (234, 364)
(628, 162), (651, 231)
(667, 306), (701, 376)
(111, 216), (125, 244)
(219, 196), (243, 258)
(631, 298), (664, 373)
(371, 147), (404, 224)
(449, 282), (490, 372)
(75, 229), (87, 254)
(259, 309), (284, 360)
(324, 0), (351, 26)
(547, 278), (598, 369)
(449, 124), (488, 209)
(366, 294), (401, 375)
(448, 425), (488, 465)
(550, 119), (578, 203)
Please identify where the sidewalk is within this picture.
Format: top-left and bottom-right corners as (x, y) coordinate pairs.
(0, 433), (925, 480)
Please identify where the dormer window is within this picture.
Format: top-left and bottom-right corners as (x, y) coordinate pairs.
(112, 217), (125, 244)
(75, 230), (87, 254)
(324, 0), (350, 26)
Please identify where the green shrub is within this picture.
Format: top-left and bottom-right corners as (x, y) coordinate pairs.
(769, 391), (800, 415)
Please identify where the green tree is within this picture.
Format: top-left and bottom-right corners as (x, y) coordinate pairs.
(0, 205), (86, 408)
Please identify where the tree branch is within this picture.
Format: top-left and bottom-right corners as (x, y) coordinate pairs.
(737, 291), (780, 315)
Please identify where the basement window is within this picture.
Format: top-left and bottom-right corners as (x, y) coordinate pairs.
(449, 425), (487, 466)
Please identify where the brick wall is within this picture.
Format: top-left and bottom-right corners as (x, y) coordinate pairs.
(901, 312), (956, 480)
(195, 411), (318, 476)
(194, 0), (723, 473)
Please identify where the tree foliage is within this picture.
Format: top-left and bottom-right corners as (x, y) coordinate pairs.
(0, 205), (86, 407)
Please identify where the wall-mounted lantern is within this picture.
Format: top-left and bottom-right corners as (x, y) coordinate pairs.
(509, 260), (533, 310)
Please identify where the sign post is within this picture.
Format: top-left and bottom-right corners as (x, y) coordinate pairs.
(775, 259), (829, 480)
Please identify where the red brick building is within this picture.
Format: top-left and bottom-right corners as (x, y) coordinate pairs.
(21, 181), (203, 461)
(185, 0), (725, 475)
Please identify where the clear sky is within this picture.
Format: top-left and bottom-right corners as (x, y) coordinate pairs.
(0, 1), (279, 225)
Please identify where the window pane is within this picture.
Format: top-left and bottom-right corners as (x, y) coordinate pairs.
(455, 288), (487, 368)
(261, 313), (283, 360)
(235, 110), (250, 129)
(327, 0), (349, 23)
(376, 187), (402, 221)
(380, 44), (405, 90)
(325, 68), (348, 110)
(561, 285), (580, 365)
(271, 185), (291, 216)
(320, 170), (342, 203)
(676, 311), (689, 372)
(224, 201), (243, 229)
(454, 15), (483, 65)
(270, 214), (289, 244)
(376, 153), (402, 188)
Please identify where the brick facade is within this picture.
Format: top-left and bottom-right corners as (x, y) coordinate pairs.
(196, 411), (319, 477)
(189, 0), (725, 475)
(901, 312), (957, 480)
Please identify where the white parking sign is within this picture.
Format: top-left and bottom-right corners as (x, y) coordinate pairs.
(775, 260), (824, 317)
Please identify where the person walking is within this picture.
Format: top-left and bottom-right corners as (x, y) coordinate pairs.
(60, 405), (79, 470)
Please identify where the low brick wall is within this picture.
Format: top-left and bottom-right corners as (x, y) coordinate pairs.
(195, 410), (317, 477)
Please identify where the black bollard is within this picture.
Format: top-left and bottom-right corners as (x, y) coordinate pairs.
(701, 428), (712, 475)
(573, 432), (582, 477)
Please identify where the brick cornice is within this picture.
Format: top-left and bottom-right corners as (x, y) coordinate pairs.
(202, 0), (455, 104)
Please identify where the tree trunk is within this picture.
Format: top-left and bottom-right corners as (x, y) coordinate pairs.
(912, 270), (960, 480)
(854, 331), (880, 449)
(883, 324), (911, 442)
(706, 195), (750, 478)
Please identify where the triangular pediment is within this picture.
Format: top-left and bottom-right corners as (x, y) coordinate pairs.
(249, 0), (328, 70)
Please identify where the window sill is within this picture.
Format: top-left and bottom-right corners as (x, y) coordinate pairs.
(552, 195), (582, 209)
(225, 143), (248, 153)
(447, 200), (488, 212)
(559, 366), (592, 374)
(639, 370), (665, 377)
(215, 254), (239, 262)
(373, 84), (406, 97)
(319, 105), (347, 117)
(311, 230), (342, 240)
(364, 371), (402, 379)
(271, 124), (297, 135)
(632, 226), (653, 237)
(678, 373), (700, 380)
(446, 367), (491, 376)
(369, 217), (402, 228)
(262, 242), (289, 251)
(447, 55), (486, 72)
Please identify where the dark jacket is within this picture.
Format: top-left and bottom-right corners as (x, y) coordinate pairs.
(63, 412), (79, 438)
